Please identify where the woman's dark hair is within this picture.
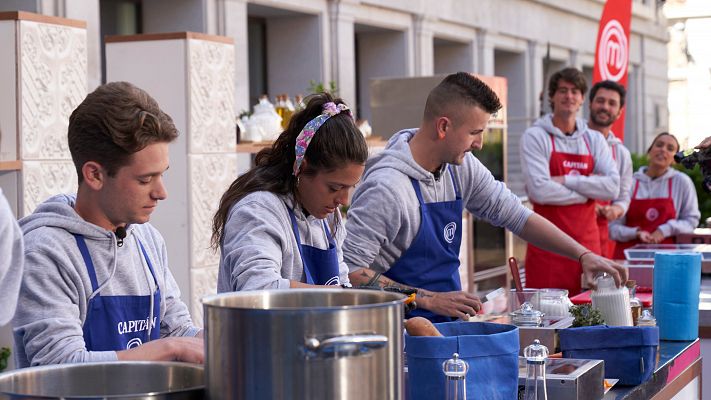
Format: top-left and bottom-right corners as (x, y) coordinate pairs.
(211, 92), (368, 249)
(647, 132), (680, 154)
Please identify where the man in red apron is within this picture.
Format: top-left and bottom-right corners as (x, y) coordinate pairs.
(521, 68), (620, 295)
(587, 81), (633, 259)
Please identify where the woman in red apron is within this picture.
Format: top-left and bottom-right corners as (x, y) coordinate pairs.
(612, 133), (699, 258)
(526, 134), (601, 296)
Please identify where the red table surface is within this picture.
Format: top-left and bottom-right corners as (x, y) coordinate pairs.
(570, 287), (652, 308)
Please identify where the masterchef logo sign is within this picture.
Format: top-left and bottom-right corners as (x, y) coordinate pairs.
(597, 19), (628, 82)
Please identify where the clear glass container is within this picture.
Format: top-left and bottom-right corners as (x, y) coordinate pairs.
(637, 309), (657, 327)
(523, 339), (548, 400)
(626, 280), (642, 326)
(538, 289), (572, 317)
(510, 302), (544, 327)
(442, 353), (468, 400)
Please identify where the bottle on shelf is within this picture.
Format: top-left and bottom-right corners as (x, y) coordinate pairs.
(523, 339), (548, 400)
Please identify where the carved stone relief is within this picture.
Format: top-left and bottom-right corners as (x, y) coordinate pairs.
(19, 21), (87, 161)
(189, 153), (238, 268)
(22, 160), (77, 216)
(188, 39), (235, 154)
(190, 265), (219, 328)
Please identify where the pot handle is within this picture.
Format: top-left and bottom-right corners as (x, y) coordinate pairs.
(303, 334), (388, 359)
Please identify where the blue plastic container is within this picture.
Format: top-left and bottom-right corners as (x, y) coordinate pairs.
(405, 321), (519, 400)
(653, 252), (701, 340)
(559, 325), (659, 385)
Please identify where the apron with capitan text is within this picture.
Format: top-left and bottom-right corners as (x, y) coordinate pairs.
(288, 209), (341, 285)
(612, 179), (676, 260)
(526, 134), (600, 296)
(76, 234), (161, 351)
(384, 166), (463, 322)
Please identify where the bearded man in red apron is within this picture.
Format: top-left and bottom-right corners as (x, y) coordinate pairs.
(521, 68), (621, 295)
(587, 81), (633, 259)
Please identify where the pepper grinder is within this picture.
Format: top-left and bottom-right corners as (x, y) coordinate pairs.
(442, 352), (468, 400)
(523, 339), (549, 400)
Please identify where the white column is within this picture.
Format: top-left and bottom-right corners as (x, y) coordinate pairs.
(216, 0), (249, 114)
(412, 13), (434, 76)
(527, 40), (545, 120)
(106, 32), (237, 326)
(476, 28), (495, 76)
(328, 0), (357, 107)
(0, 12), (86, 217)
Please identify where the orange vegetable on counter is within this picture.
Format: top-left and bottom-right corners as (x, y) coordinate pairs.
(405, 317), (443, 337)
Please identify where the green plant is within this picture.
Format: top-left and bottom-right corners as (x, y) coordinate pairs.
(307, 80), (339, 96)
(630, 153), (711, 226)
(0, 347), (10, 372)
(570, 304), (605, 327)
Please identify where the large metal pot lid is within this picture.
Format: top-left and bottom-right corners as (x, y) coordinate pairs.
(0, 361), (204, 399)
(202, 288), (407, 311)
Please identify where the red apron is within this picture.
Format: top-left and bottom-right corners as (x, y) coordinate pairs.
(596, 145), (617, 258)
(526, 134), (600, 296)
(612, 179), (675, 260)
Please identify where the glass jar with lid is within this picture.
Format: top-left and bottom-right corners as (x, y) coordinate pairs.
(538, 289), (573, 317)
(510, 302), (544, 327)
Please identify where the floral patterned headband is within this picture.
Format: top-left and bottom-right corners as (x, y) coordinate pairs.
(293, 102), (353, 176)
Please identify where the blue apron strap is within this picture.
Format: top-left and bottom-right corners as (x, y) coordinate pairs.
(73, 234), (99, 292)
(410, 178), (426, 205)
(287, 207), (316, 284)
(322, 220), (336, 242)
(447, 165), (461, 199)
(136, 238), (159, 289)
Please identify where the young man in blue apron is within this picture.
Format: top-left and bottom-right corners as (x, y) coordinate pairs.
(344, 72), (627, 322)
(13, 82), (203, 367)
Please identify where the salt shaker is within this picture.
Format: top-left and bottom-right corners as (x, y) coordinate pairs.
(442, 353), (468, 400)
(523, 339), (548, 400)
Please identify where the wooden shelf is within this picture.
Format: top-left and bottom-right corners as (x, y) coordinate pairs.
(236, 141), (273, 154)
(236, 136), (388, 154)
(0, 161), (21, 171)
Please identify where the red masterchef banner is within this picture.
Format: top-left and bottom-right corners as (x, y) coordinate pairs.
(592, 0), (633, 141)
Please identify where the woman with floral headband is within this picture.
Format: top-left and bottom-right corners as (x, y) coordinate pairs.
(212, 93), (368, 291)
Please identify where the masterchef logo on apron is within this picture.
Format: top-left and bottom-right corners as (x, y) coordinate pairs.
(126, 337), (143, 349)
(645, 207), (660, 221)
(443, 222), (457, 244)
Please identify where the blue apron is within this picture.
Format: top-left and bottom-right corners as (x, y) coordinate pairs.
(384, 167), (463, 322)
(74, 234), (161, 351)
(288, 208), (341, 285)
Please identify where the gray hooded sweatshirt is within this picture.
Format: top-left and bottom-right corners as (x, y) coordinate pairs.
(13, 194), (199, 367)
(605, 131), (633, 213)
(343, 128), (532, 273)
(0, 188), (23, 325)
(217, 191), (350, 292)
(520, 114), (619, 205)
(609, 167), (700, 241)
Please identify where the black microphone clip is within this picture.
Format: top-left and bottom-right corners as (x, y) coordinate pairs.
(115, 226), (127, 247)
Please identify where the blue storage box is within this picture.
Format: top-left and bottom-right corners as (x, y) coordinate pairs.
(559, 325), (659, 385)
(405, 322), (519, 400)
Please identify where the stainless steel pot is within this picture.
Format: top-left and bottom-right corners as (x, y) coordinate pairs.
(0, 361), (204, 399)
(203, 289), (406, 400)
